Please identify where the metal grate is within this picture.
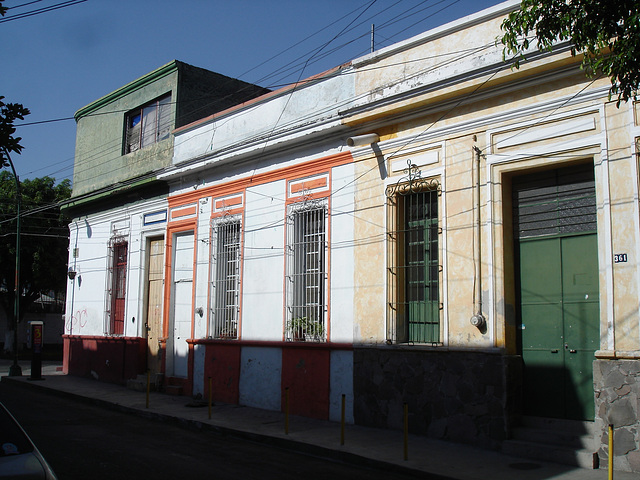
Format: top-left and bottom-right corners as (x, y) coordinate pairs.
(210, 217), (241, 339)
(387, 184), (440, 344)
(285, 203), (327, 342)
(513, 164), (596, 239)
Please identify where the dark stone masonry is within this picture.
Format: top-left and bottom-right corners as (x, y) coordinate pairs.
(353, 347), (521, 449)
(594, 359), (640, 473)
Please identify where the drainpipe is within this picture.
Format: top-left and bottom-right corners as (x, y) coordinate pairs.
(470, 146), (486, 330)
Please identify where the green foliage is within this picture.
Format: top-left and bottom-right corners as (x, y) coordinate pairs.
(0, 96), (30, 166)
(501, 0), (640, 105)
(0, 171), (71, 321)
(288, 316), (325, 341)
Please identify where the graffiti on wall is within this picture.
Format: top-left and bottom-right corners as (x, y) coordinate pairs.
(66, 308), (88, 333)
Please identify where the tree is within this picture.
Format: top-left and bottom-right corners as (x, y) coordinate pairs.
(0, 172), (71, 325)
(501, 0), (640, 105)
(0, 96), (30, 165)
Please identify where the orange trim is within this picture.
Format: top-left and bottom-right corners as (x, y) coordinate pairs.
(171, 205), (196, 219)
(162, 224), (197, 355)
(166, 217), (197, 229)
(237, 209), (246, 340)
(208, 201), (246, 340)
(290, 177), (327, 194)
(281, 171), (332, 340)
(211, 207), (243, 219)
(168, 150), (352, 209)
(205, 222), (213, 339)
(215, 196), (243, 210)
(285, 190), (329, 206)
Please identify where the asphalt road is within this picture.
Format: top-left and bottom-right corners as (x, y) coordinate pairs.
(0, 380), (418, 480)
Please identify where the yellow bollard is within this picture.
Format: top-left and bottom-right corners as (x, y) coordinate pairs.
(403, 403), (409, 461)
(340, 394), (346, 445)
(208, 377), (212, 420)
(285, 387), (290, 435)
(145, 370), (150, 409)
(609, 424), (614, 480)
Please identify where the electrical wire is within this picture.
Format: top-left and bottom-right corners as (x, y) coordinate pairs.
(12, 0), (467, 181)
(0, 0), (86, 23)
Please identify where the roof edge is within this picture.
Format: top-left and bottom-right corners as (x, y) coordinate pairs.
(74, 60), (181, 121)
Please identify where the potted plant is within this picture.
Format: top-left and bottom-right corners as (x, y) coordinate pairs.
(288, 316), (324, 342)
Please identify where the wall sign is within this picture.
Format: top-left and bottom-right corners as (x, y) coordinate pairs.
(614, 253), (628, 263)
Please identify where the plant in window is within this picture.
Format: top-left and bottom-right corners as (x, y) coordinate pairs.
(287, 316), (324, 342)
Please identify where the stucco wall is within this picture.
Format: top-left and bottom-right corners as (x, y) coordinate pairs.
(73, 69), (178, 197)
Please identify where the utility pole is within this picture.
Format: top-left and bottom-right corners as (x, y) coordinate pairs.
(371, 24), (375, 53)
(4, 148), (22, 377)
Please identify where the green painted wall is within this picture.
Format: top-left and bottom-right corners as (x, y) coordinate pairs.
(71, 61), (270, 199)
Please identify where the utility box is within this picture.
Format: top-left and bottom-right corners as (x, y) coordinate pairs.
(28, 321), (44, 380)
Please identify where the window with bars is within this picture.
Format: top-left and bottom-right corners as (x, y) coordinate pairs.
(107, 240), (128, 335)
(387, 183), (440, 344)
(210, 218), (242, 339)
(125, 94), (172, 153)
(285, 203), (328, 342)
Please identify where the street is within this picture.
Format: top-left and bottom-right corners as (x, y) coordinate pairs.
(0, 380), (418, 480)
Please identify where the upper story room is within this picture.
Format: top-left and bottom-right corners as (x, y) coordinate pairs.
(71, 60), (270, 199)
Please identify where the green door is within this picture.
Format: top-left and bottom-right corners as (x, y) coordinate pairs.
(519, 234), (599, 420)
(514, 164), (599, 421)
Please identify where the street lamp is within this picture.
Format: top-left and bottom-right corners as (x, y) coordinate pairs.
(4, 148), (22, 377)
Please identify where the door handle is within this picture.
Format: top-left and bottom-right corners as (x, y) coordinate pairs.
(551, 349), (559, 353)
(564, 343), (577, 353)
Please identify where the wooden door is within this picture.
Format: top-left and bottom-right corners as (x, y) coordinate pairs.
(145, 237), (164, 376)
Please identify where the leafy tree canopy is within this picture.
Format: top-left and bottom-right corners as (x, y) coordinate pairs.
(0, 97), (30, 166)
(501, 0), (640, 105)
(0, 172), (71, 321)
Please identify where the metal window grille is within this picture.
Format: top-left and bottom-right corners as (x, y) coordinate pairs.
(387, 182), (440, 344)
(106, 239), (127, 335)
(285, 203), (327, 342)
(210, 218), (241, 339)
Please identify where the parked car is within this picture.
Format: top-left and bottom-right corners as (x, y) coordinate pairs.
(0, 402), (57, 479)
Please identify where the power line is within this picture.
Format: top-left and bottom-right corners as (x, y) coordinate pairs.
(0, 0), (87, 23)
(12, 0), (464, 181)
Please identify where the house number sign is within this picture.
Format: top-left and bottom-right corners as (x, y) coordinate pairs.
(614, 253), (628, 263)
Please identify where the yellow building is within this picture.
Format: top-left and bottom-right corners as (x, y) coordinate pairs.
(345, 1), (639, 472)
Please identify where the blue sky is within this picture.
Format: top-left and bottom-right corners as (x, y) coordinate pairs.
(1, 0), (502, 184)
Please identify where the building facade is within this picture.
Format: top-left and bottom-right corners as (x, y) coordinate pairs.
(64, 2), (640, 473)
(63, 60), (269, 383)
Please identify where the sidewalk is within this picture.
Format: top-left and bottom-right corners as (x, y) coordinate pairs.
(0, 361), (631, 480)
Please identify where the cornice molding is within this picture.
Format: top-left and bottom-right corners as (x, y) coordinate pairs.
(74, 61), (179, 121)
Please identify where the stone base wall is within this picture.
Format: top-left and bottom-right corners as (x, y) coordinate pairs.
(353, 347), (521, 449)
(594, 359), (640, 473)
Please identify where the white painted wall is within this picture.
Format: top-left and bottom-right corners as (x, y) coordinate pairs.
(172, 72), (355, 170)
(65, 199), (168, 339)
(329, 162), (356, 343)
(239, 346), (282, 410)
(241, 181), (287, 341)
(194, 197), (212, 339)
(329, 350), (354, 423)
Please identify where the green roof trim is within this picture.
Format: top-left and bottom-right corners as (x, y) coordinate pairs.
(61, 176), (161, 211)
(74, 61), (180, 121)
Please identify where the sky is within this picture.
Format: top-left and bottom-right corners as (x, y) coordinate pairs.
(1, 0), (503, 184)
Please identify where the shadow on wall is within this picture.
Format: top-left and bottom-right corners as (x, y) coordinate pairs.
(63, 335), (148, 385)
